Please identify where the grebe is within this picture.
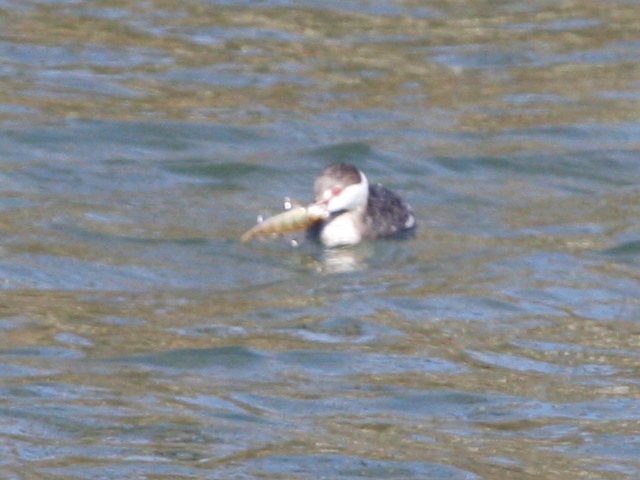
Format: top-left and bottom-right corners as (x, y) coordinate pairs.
(308, 163), (416, 247)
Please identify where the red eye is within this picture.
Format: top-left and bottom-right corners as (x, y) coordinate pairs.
(332, 187), (342, 196)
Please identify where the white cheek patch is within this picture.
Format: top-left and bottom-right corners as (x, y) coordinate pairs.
(328, 181), (368, 212)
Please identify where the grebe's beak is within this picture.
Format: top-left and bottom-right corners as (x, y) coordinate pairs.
(308, 199), (330, 217)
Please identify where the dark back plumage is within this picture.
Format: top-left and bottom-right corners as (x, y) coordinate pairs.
(362, 184), (415, 238)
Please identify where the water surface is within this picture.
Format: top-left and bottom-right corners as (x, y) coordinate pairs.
(1, 0), (640, 478)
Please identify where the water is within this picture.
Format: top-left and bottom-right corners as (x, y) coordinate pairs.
(1, 0), (640, 478)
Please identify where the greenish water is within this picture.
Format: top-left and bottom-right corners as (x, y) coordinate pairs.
(1, 1), (640, 479)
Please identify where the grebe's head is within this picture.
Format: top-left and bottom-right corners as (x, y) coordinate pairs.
(313, 163), (369, 214)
